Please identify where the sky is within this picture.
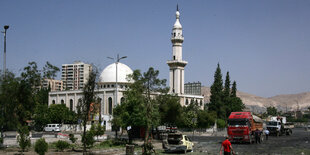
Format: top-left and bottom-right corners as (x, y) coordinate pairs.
(0, 0), (309, 98)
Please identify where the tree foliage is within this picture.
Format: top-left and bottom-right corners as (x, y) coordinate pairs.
(267, 106), (278, 116)
(77, 68), (98, 153)
(34, 138), (48, 155)
(17, 125), (31, 153)
(208, 64), (244, 120)
(111, 67), (166, 154)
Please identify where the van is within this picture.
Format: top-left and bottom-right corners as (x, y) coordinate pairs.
(44, 124), (61, 132)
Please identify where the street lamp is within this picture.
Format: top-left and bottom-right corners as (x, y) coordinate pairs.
(2, 25), (9, 76)
(107, 54), (127, 107)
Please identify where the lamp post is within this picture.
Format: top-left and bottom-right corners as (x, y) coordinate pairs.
(2, 25), (9, 76)
(107, 54), (127, 107)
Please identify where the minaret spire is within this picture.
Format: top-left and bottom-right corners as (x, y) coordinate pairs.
(177, 4), (179, 11)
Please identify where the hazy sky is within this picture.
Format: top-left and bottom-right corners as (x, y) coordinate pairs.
(0, 0), (309, 97)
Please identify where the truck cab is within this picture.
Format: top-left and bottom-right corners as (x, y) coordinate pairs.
(266, 121), (281, 136)
(227, 112), (263, 143)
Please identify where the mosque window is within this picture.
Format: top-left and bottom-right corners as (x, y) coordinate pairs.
(52, 100), (55, 104)
(107, 85), (110, 88)
(174, 33), (176, 37)
(200, 100), (203, 106)
(120, 85), (123, 88)
(173, 56), (175, 60)
(111, 85), (114, 88)
(61, 99), (64, 104)
(108, 97), (113, 115)
(70, 99), (73, 111)
(104, 85), (106, 88)
(185, 99), (188, 105)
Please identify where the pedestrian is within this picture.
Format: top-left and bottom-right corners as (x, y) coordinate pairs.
(220, 136), (234, 155)
(254, 128), (261, 144)
(264, 128), (269, 140)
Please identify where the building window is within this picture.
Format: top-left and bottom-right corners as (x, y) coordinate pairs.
(173, 56), (175, 60)
(52, 100), (55, 104)
(111, 85), (114, 88)
(70, 99), (73, 111)
(185, 99), (188, 105)
(61, 99), (64, 104)
(108, 97), (113, 115)
(200, 100), (203, 106)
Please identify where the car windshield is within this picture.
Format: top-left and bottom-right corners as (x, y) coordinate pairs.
(228, 119), (247, 126)
(267, 121), (278, 126)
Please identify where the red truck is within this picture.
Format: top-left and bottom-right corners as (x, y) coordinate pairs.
(227, 112), (264, 143)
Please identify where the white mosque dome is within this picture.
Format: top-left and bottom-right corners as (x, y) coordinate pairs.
(99, 62), (133, 83)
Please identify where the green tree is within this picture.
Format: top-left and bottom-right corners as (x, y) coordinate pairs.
(33, 104), (50, 131)
(48, 104), (77, 124)
(34, 138), (48, 155)
(267, 106), (278, 116)
(111, 103), (126, 139)
(209, 63), (224, 119)
(77, 68), (98, 153)
(112, 68), (166, 154)
(42, 61), (60, 79)
(197, 110), (216, 129)
(0, 72), (20, 138)
(21, 61), (41, 89)
(223, 72), (231, 119)
(17, 125), (31, 153)
(94, 123), (105, 140)
(230, 81), (245, 112)
(157, 93), (183, 126)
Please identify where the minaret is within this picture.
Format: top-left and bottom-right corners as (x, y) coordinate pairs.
(167, 6), (188, 95)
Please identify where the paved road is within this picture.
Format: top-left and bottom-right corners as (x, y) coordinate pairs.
(192, 128), (310, 155)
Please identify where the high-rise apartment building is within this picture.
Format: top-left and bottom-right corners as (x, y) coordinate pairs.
(42, 78), (63, 91)
(61, 61), (92, 90)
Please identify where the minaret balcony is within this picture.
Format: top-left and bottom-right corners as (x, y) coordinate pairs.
(171, 37), (184, 43)
(167, 60), (188, 68)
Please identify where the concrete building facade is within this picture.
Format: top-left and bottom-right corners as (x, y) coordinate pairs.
(61, 61), (92, 90)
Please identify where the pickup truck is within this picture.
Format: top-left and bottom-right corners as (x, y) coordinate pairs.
(162, 133), (194, 153)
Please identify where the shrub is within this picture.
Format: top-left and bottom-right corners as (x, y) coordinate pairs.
(35, 138), (48, 155)
(69, 134), (77, 144)
(82, 130), (95, 148)
(17, 126), (31, 152)
(55, 140), (70, 152)
(94, 123), (105, 139)
(216, 119), (226, 128)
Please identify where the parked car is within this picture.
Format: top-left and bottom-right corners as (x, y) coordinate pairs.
(163, 133), (194, 153)
(44, 124), (61, 132)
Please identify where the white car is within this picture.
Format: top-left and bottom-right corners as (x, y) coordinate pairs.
(44, 124), (61, 132)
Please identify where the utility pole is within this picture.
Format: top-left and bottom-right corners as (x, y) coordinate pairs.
(107, 54), (127, 107)
(2, 25), (9, 76)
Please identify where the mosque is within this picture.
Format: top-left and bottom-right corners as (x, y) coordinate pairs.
(48, 8), (204, 131)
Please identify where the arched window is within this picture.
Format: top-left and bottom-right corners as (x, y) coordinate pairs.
(200, 100), (203, 106)
(70, 99), (73, 111)
(121, 97), (125, 104)
(185, 99), (188, 105)
(52, 100), (55, 104)
(61, 99), (64, 104)
(108, 97), (113, 115)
